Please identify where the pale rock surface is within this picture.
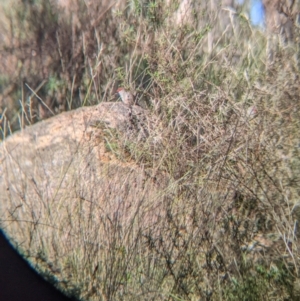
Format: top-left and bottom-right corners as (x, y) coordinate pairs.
(0, 102), (166, 264)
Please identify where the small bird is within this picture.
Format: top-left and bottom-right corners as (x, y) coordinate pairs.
(116, 87), (135, 106)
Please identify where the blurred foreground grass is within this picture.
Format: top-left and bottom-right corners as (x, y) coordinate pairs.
(1, 1), (300, 300)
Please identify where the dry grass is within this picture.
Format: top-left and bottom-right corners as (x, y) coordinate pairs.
(1, 0), (300, 300)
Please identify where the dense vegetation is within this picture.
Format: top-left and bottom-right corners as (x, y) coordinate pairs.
(1, 1), (300, 300)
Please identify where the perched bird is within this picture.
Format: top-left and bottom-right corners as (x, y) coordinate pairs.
(116, 87), (135, 106)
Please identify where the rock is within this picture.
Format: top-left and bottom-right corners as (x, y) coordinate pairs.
(0, 102), (167, 284)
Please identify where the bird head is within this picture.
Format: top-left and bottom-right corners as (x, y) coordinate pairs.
(116, 87), (134, 105)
